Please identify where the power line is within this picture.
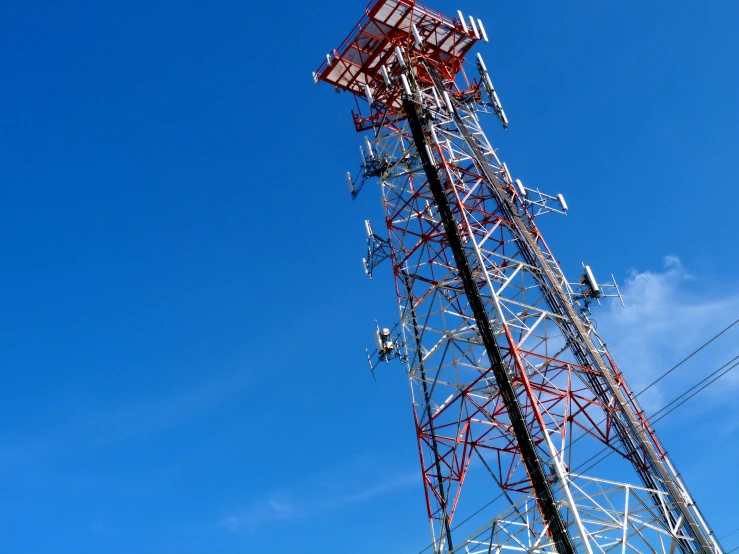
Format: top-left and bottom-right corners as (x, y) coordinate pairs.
(717, 524), (739, 554)
(416, 326), (739, 553)
(710, 525), (739, 554)
(562, 319), (739, 472)
(575, 355), (739, 477)
(414, 319), (739, 554)
(635, 319), (739, 399)
(558, 318), (739, 472)
(652, 356), (739, 421)
(563, 321), (739, 479)
(497, 354), (739, 551)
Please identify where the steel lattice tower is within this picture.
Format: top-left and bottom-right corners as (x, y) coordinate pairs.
(313, 2), (723, 553)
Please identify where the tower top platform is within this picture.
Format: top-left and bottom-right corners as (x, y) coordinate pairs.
(314, 0), (479, 110)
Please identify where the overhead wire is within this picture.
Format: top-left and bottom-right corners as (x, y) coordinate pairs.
(634, 319), (738, 399)
(651, 355), (739, 422)
(418, 351), (739, 553)
(414, 318), (739, 554)
(552, 320), (739, 480)
(547, 319), (739, 474)
(575, 354), (739, 477)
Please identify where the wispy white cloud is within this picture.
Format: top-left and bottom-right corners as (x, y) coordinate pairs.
(220, 467), (419, 532)
(596, 256), (739, 411)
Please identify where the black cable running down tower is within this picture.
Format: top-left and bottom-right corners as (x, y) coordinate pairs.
(402, 97), (576, 554)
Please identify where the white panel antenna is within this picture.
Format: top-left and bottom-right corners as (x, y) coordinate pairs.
(381, 65), (392, 87)
(395, 46), (406, 67)
(364, 84), (374, 105)
(469, 16), (480, 39)
(411, 23), (424, 50)
(431, 87), (442, 110)
(346, 171), (354, 194)
(584, 265), (600, 295)
(476, 52), (488, 74)
(400, 74), (412, 96)
(364, 135), (375, 159)
(477, 19), (489, 42)
(457, 10), (468, 33)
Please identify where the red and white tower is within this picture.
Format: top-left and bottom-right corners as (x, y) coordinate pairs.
(314, 2), (723, 553)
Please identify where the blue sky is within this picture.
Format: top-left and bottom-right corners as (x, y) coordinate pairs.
(1, 0), (738, 552)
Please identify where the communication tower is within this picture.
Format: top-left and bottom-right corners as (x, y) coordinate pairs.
(313, 2), (723, 553)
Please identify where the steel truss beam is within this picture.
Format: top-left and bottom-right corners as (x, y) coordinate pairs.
(403, 95), (575, 554)
(368, 59), (721, 554)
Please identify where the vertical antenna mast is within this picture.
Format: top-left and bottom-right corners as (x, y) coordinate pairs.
(313, 2), (723, 553)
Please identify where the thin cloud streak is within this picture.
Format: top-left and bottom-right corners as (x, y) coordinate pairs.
(221, 470), (419, 532)
(597, 256), (739, 410)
